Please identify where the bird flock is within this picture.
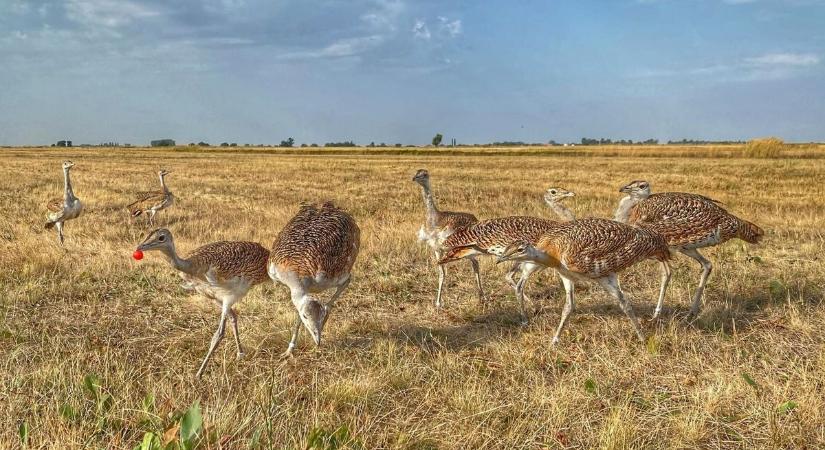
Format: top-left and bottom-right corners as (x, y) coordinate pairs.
(43, 161), (763, 377)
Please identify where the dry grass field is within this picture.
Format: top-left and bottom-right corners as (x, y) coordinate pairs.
(1, 146), (824, 449)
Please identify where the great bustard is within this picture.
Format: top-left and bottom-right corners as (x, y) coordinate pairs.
(45, 160), (83, 245)
(127, 169), (174, 225)
(543, 187), (577, 221)
(439, 216), (560, 323)
(412, 169), (483, 307)
(615, 180), (764, 316)
(135, 229), (270, 378)
(498, 218), (672, 344)
(268, 202), (360, 357)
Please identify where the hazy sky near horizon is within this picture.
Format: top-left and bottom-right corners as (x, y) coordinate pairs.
(1, 0), (824, 146)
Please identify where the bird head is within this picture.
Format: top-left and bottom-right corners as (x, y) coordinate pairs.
(412, 169), (430, 185)
(619, 180), (651, 198)
(297, 296), (326, 346)
(62, 160), (75, 171)
(544, 187), (576, 204)
(136, 228), (175, 253)
(497, 240), (537, 264)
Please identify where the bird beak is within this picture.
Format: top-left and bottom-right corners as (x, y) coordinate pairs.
(568, 192), (576, 197)
(619, 185), (631, 193)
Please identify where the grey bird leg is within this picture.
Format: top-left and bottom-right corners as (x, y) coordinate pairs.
(434, 249), (446, 308)
(679, 248), (713, 317)
(552, 275), (576, 345)
(652, 261), (672, 319)
(149, 209), (157, 226)
(322, 277), (351, 328)
(515, 264), (541, 324)
(469, 257), (484, 304)
(227, 308), (244, 358)
(196, 305), (229, 378)
(281, 312), (302, 358)
(56, 222), (64, 245)
(598, 274), (645, 344)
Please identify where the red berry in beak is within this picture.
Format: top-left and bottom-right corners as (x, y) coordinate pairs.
(133, 249), (144, 261)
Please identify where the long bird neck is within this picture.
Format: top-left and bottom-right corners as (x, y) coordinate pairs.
(158, 242), (194, 275)
(159, 173), (169, 193)
(63, 167), (75, 201)
(614, 195), (641, 223)
(547, 200), (575, 222)
(419, 180), (439, 224)
(530, 247), (558, 268)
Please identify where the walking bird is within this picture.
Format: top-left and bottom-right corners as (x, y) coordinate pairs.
(268, 202), (360, 357)
(45, 160), (83, 245)
(127, 169), (174, 225)
(498, 218), (672, 344)
(135, 229), (270, 378)
(614, 180), (763, 316)
(413, 169), (483, 307)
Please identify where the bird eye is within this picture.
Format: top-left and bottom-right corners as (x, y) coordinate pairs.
(550, 190), (556, 194)
(158, 235), (166, 242)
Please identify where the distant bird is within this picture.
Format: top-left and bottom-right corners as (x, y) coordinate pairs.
(45, 160), (83, 245)
(498, 218), (672, 344)
(543, 187), (577, 222)
(440, 216), (560, 323)
(615, 180), (764, 316)
(127, 169), (174, 225)
(135, 229), (270, 378)
(413, 169), (483, 307)
(268, 202), (360, 357)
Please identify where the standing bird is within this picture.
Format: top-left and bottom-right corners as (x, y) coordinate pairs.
(412, 169), (483, 307)
(614, 180), (764, 316)
(543, 187), (577, 221)
(439, 216), (560, 323)
(127, 169), (174, 226)
(135, 229), (270, 378)
(498, 218), (672, 344)
(268, 202), (360, 357)
(45, 160), (83, 245)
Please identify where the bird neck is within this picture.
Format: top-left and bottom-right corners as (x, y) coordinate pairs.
(419, 180), (439, 221)
(159, 242), (194, 274)
(614, 196), (640, 223)
(63, 167), (75, 201)
(547, 200), (575, 222)
(529, 248), (559, 268)
(159, 173), (169, 193)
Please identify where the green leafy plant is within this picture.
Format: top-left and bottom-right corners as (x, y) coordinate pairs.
(741, 372), (759, 391)
(584, 378), (598, 395)
(18, 421), (29, 447)
(777, 400), (798, 415)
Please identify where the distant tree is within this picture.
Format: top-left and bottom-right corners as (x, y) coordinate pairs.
(220, 142), (230, 147)
(300, 143), (308, 148)
(395, 143), (402, 147)
(324, 141), (356, 147)
(280, 137), (295, 147)
(432, 133), (443, 146)
(368, 141), (375, 147)
(310, 143), (318, 147)
(230, 142), (237, 147)
(198, 141), (210, 146)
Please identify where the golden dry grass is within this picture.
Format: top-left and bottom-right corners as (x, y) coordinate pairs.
(1, 146), (824, 449)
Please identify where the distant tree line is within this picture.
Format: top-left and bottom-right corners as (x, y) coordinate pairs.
(579, 138), (659, 145)
(666, 139), (746, 145)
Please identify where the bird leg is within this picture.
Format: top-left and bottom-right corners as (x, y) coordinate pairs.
(469, 257), (485, 304)
(322, 278), (351, 328)
(515, 263), (541, 324)
(196, 306), (229, 378)
(652, 261), (672, 320)
(434, 249), (446, 308)
(149, 210), (157, 226)
(281, 312), (302, 359)
(598, 274), (645, 344)
(679, 248), (713, 317)
(56, 222), (64, 246)
(552, 275), (576, 345)
(227, 308), (244, 358)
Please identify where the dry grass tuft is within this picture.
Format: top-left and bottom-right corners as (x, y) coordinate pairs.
(1, 146), (824, 449)
(744, 137), (787, 158)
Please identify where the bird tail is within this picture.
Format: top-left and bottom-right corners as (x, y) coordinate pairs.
(737, 219), (764, 244)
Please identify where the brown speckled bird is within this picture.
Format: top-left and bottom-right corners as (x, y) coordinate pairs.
(615, 180), (764, 316)
(412, 169), (483, 308)
(45, 160), (83, 245)
(440, 215), (561, 323)
(127, 169), (174, 225)
(135, 228), (270, 378)
(268, 202), (360, 357)
(498, 218), (672, 344)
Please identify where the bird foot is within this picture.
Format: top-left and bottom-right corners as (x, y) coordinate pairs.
(279, 348), (295, 360)
(237, 351), (246, 360)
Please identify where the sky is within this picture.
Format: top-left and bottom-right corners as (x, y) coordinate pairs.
(1, 0), (824, 146)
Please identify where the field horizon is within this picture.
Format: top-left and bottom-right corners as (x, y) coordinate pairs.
(2, 145), (824, 449)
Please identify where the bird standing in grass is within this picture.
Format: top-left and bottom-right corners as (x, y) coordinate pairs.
(135, 228), (270, 378)
(412, 169), (483, 307)
(268, 202), (360, 357)
(45, 160), (83, 245)
(498, 218), (672, 344)
(127, 169), (174, 226)
(615, 180), (764, 316)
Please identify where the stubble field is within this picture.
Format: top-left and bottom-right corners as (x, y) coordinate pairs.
(1, 146), (824, 449)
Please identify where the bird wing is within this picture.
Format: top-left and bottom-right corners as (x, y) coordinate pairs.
(127, 190), (165, 213)
(46, 197), (64, 213)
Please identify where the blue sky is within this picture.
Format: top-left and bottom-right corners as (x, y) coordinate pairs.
(1, 0), (823, 145)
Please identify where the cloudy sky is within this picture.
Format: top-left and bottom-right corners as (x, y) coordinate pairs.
(1, 0), (824, 145)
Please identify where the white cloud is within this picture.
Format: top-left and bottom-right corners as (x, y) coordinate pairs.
(412, 20), (430, 39)
(65, 0), (161, 29)
(438, 17), (462, 37)
(280, 35), (385, 59)
(744, 52), (820, 66)
(361, 0), (404, 31)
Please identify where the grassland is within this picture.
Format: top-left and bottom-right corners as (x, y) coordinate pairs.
(1, 145), (824, 449)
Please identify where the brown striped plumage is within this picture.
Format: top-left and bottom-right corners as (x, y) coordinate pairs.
(499, 218), (673, 344)
(184, 240), (271, 285)
(127, 170), (174, 225)
(616, 180), (764, 316)
(269, 202), (360, 280)
(440, 216), (559, 262)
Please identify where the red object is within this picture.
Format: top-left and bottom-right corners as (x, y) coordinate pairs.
(132, 249), (144, 260)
